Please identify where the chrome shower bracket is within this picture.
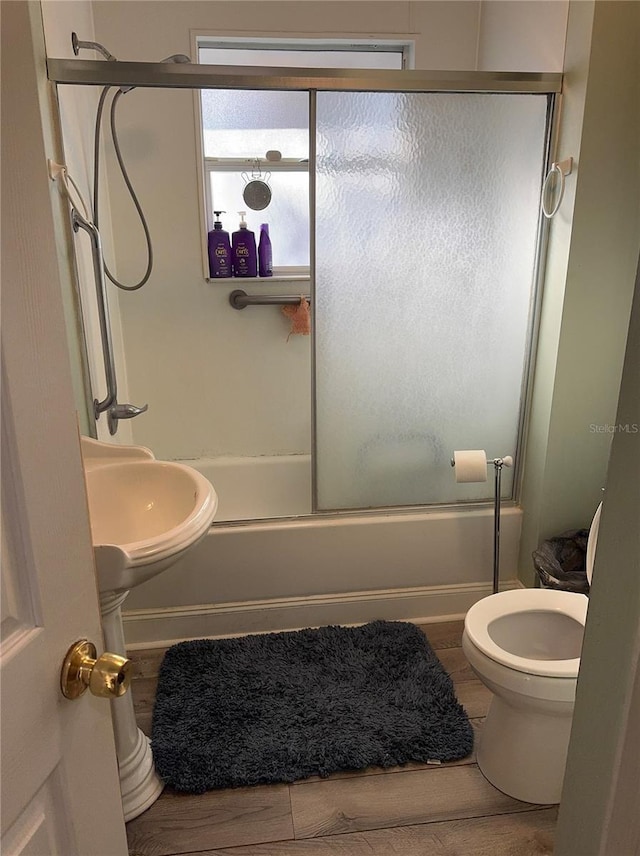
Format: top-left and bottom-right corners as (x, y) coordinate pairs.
(107, 402), (149, 436)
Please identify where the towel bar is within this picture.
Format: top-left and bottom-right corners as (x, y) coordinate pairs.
(229, 289), (310, 310)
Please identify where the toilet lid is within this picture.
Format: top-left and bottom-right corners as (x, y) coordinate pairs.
(586, 502), (602, 585)
(464, 589), (588, 677)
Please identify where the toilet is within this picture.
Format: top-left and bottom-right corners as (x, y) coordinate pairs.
(462, 503), (602, 805)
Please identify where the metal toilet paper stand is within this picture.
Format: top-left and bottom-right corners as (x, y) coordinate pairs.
(451, 453), (514, 594)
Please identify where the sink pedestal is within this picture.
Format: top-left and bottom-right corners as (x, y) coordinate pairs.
(101, 592), (164, 822)
(81, 436), (218, 821)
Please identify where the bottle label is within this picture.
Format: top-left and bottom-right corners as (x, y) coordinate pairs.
(233, 237), (256, 276)
(209, 240), (230, 277)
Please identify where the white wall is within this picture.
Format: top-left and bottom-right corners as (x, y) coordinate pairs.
(477, 1), (568, 72)
(557, 265), (640, 854)
(28, 1), (93, 433)
(86, 0), (568, 460)
(517, 0), (640, 580)
(40, 0), (133, 442)
(556, 88), (639, 847)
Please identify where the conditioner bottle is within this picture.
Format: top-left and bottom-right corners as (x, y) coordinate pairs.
(207, 210), (232, 278)
(232, 211), (257, 277)
(258, 223), (273, 277)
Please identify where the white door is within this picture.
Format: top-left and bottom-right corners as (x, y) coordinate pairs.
(1, 3), (128, 854)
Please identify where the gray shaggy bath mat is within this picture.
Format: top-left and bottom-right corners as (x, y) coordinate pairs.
(151, 620), (473, 792)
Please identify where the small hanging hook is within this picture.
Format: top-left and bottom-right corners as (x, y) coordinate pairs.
(541, 157), (573, 219)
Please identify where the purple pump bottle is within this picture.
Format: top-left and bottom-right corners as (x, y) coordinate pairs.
(231, 211), (257, 277)
(207, 210), (232, 278)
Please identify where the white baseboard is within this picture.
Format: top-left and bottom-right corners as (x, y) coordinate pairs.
(123, 579), (520, 650)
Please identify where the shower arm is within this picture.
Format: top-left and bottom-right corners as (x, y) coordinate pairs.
(71, 209), (148, 433)
(71, 32), (191, 66)
(72, 33), (117, 62)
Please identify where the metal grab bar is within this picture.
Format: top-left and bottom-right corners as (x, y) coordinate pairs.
(229, 289), (310, 310)
(71, 209), (148, 434)
(72, 209), (117, 418)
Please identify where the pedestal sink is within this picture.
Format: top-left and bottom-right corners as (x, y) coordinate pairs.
(81, 437), (218, 821)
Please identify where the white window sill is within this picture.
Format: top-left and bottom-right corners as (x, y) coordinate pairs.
(206, 275), (310, 285)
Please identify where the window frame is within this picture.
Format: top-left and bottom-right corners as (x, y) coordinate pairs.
(203, 156), (311, 278)
(194, 37), (412, 281)
(196, 37), (412, 70)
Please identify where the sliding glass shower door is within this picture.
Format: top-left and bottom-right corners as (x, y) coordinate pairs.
(314, 91), (549, 511)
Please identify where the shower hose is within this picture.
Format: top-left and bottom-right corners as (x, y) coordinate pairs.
(93, 85), (153, 291)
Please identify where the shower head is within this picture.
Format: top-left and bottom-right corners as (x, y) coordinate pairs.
(117, 54), (191, 94)
(118, 54), (190, 92)
(160, 54), (191, 64)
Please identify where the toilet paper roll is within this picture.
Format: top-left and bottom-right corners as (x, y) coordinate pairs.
(453, 450), (488, 483)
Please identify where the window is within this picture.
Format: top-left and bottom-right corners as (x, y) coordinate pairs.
(198, 41), (407, 277)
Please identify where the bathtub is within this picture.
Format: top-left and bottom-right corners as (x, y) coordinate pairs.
(122, 455), (523, 648)
(196, 454), (313, 522)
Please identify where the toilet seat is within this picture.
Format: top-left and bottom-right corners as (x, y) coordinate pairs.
(464, 589), (588, 678)
(586, 502), (602, 585)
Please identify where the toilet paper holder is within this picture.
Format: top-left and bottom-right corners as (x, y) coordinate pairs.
(451, 452), (513, 595)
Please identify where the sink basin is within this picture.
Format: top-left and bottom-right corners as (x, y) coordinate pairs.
(81, 438), (218, 594)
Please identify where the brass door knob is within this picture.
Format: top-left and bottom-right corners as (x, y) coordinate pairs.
(60, 639), (131, 700)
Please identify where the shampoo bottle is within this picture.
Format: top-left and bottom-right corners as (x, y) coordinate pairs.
(258, 223), (273, 277)
(207, 210), (232, 278)
(231, 211), (257, 277)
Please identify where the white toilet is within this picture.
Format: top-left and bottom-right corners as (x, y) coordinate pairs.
(462, 503), (602, 805)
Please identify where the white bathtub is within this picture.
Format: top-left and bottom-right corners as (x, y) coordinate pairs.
(196, 454), (312, 522)
(123, 455), (523, 647)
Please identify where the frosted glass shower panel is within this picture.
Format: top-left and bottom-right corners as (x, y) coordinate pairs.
(315, 92), (548, 509)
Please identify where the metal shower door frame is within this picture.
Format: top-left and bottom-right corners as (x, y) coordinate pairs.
(47, 59), (560, 510)
(309, 89), (556, 513)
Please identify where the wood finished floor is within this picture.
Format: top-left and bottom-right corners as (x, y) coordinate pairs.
(126, 621), (557, 856)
